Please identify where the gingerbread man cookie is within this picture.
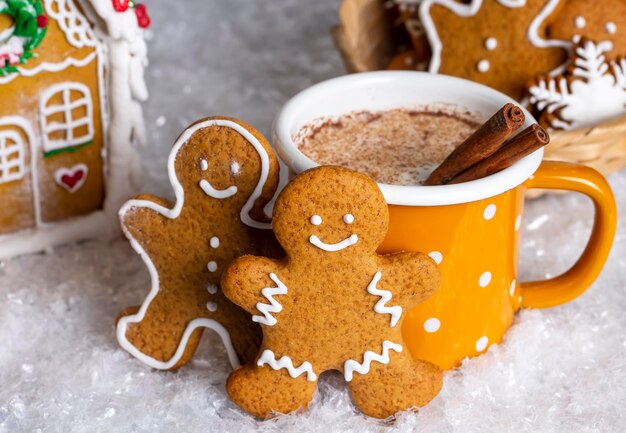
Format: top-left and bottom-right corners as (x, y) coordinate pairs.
(116, 117), (282, 370)
(417, 0), (569, 99)
(222, 166), (442, 419)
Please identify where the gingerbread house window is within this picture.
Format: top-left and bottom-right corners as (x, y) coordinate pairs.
(40, 82), (94, 153)
(0, 129), (25, 184)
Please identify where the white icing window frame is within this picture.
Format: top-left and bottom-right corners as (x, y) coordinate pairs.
(39, 82), (95, 153)
(0, 128), (25, 184)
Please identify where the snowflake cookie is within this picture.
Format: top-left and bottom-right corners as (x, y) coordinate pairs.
(116, 117), (282, 371)
(221, 166), (442, 419)
(527, 38), (626, 130)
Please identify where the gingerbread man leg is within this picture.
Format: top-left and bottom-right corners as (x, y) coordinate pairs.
(347, 350), (442, 419)
(227, 364), (317, 419)
(116, 295), (209, 370)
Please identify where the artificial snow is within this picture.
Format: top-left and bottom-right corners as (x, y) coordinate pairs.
(1, 0), (625, 431)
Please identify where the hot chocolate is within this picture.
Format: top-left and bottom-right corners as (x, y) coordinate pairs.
(294, 108), (480, 185)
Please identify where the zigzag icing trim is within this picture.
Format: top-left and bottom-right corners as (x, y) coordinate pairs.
(367, 272), (402, 327)
(257, 350), (317, 382)
(252, 273), (287, 326)
(344, 341), (403, 382)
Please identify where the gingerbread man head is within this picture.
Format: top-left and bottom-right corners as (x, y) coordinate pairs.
(173, 117), (279, 228)
(222, 166), (442, 419)
(272, 166), (389, 257)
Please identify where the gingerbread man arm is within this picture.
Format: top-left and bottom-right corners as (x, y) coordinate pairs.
(120, 194), (175, 256)
(221, 255), (286, 317)
(378, 252), (440, 310)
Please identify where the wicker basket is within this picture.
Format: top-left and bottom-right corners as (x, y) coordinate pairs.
(333, 0), (626, 187)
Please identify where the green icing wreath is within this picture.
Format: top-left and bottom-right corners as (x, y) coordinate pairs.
(0, 0), (48, 76)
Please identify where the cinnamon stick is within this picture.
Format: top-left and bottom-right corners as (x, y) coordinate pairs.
(447, 124), (549, 184)
(425, 103), (525, 185)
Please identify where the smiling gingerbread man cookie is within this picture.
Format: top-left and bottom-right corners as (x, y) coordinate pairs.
(116, 117), (282, 370)
(221, 166), (442, 419)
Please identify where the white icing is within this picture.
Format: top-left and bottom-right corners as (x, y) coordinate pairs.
(115, 118), (275, 370)
(44, 0), (98, 48)
(477, 59), (490, 73)
(529, 40), (626, 130)
(0, 51), (97, 85)
(257, 350), (317, 381)
(496, 0), (525, 7)
(0, 128), (25, 184)
(206, 302), (218, 312)
(200, 159), (208, 171)
(343, 341), (403, 381)
(485, 37), (497, 50)
(209, 236), (219, 248)
(207, 261), (218, 272)
(53, 163), (89, 193)
(309, 234), (358, 252)
(605, 22), (617, 34)
(574, 16), (586, 29)
(310, 215), (322, 225)
(39, 82), (95, 153)
(230, 161), (240, 174)
(252, 273), (287, 326)
(367, 272), (402, 327)
(199, 179), (238, 199)
(207, 283), (219, 295)
(419, 0), (569, 75)
(342, 213), (354, 224)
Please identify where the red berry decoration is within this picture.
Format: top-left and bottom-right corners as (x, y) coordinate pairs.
(134, 3), (150, 29)
(36, 15), (48, 28)
(112, 0), (130, 12)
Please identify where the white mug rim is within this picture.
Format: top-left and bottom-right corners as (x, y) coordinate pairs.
(272, 71), (543, 206)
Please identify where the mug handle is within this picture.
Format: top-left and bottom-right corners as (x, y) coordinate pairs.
(520, 161), (617, 308)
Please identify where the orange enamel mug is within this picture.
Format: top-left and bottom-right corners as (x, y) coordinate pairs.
(272, 71), (617, 370)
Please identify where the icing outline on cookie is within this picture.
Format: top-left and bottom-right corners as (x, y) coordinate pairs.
(257, 350), (317, 381)
(252, 273), (288, 326)
(116, 118), (274, 370)
(199, 179), (238, 199)
(343, 341), (403, 382)
(367, 272), (403, 327)
(419, 0), (570, 74)
(309, 234), (358, 252)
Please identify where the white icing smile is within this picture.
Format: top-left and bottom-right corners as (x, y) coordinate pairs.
(309, 234), (358, 251)
(199, 179), (237, 199)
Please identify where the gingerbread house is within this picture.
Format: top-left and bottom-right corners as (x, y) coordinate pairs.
(0, 0), (149, 258)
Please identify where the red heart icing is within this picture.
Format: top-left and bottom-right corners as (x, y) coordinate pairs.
(55, 165), (88, 193)
(61, 171), (84, 190)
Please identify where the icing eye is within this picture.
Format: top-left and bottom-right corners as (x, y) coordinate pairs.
(230, 161), (240, 174)
(200, 159), (208, 171)
(310, 215), (322, 226)
(343, 214), (354, 224)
